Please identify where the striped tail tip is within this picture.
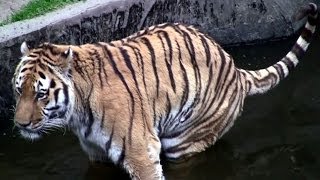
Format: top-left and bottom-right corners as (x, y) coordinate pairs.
(243, 3), (318, 96)
(293, 3), (318, 21)
(289, 3), (318, 62)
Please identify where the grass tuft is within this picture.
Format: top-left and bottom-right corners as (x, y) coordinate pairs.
(0, 0), (82, 26)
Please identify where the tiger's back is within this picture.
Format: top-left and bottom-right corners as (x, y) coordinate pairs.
(12, 3), (319, 180)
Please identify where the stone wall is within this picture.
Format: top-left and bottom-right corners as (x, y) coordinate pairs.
(0, 0), (317, 128)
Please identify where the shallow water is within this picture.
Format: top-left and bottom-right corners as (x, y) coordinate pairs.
(1, 36), (320, 180)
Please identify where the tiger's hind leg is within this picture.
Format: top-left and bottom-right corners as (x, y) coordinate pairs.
(161, 88), (244, 162)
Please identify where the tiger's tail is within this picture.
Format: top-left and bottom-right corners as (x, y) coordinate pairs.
(240, 3), (318, 96)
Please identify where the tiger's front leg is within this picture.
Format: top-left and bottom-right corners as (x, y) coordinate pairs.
(123, 135), (164, 180)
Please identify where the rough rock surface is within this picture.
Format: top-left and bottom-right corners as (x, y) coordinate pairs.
(0, 0), (318, 128)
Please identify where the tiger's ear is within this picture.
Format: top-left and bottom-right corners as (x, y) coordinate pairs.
(64, 47), (73, 62)
(61, 47), (73, 75)
(20, 42), (30, 56)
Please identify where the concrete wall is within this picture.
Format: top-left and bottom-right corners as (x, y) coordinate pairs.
(0, 0), (317, 127)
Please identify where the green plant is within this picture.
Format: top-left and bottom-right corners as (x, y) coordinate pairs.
(0, 0), (82, 26)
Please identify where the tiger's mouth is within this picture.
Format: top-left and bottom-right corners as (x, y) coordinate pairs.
(17, 116), (67, 140)
(17, 121), (44, 140)
(20, 129), (42, 140)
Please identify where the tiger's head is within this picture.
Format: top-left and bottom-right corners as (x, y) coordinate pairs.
(12, 42), (75, 140)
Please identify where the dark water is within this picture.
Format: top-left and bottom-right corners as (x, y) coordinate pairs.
(1, 36), (320, 180)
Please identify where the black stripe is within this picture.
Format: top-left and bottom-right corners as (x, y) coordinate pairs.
(282, 57), (295, 73)
(38, 71), (46, 79)
(117, 138), (126, 165)
(131, 48), (141, 68)
(53, 88), (60, 104)
(199, 34), (212, 66)
(47, 66), (54, 74)
(45, 105), (60, 111)
(199, 88), (213, 117)
(186, 26), (198, 36)
(57, 109), (67, 119)
(103, 45), (135, 145)
(268, 73), (278, 89)
(215, 58), (232, 100)
(95, 47), (104, 88)
(162, 92), (173, 131)
(153, 98), (160, 132)
(119, 47), (141, 97)
(154, 160), (160, 164)
(62, 83), (69, 105)
(50, 79), (56, 88)
(308, 16), (317, 26)
(141, 37), (160, 97)
(180, 28), (202, 110)
(273, 63), (285, 80)
(157, 32), (176, 93)
(24, 60), (34, 65)
(291, 43), (305, 59)
(105, 124), (114, 154)
(215, 47), (227, 92)
(100, 54), (109, 86)
(46, 45), (57, 55)
(73, 50), (91, 83)
(100, 106), (106, 128)
(96, 43), (111, 86)
(123, 43), (149, 97)
(38, 62), (46, 70)
(301, 28), (313, 42)
(202, 63), (213, 104)
(159, 30), (174, 64)
(74, 82), (85, 101)
(247, 79), (252, 93)
(42, 58), (56, 67)
(49, 113), (58, 119)
(42, 110), (49, 117)
(41, 52), (56, 66)
(166, 92), (172, 120)
(174, 41), (189, 120)
(84, 104), (94, 138)
(28, 54), (38, 58)
(88, 50), (96, 72)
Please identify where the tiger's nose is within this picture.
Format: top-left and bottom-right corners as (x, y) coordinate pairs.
(16, 121), (31, 127)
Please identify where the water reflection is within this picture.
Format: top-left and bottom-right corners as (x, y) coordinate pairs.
(1, 36), (319, 179)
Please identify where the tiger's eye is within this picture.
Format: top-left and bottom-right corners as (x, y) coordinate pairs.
(36, 92), (46, 99)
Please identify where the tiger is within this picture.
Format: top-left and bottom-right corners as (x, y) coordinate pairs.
(12, 3), (318, 180)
